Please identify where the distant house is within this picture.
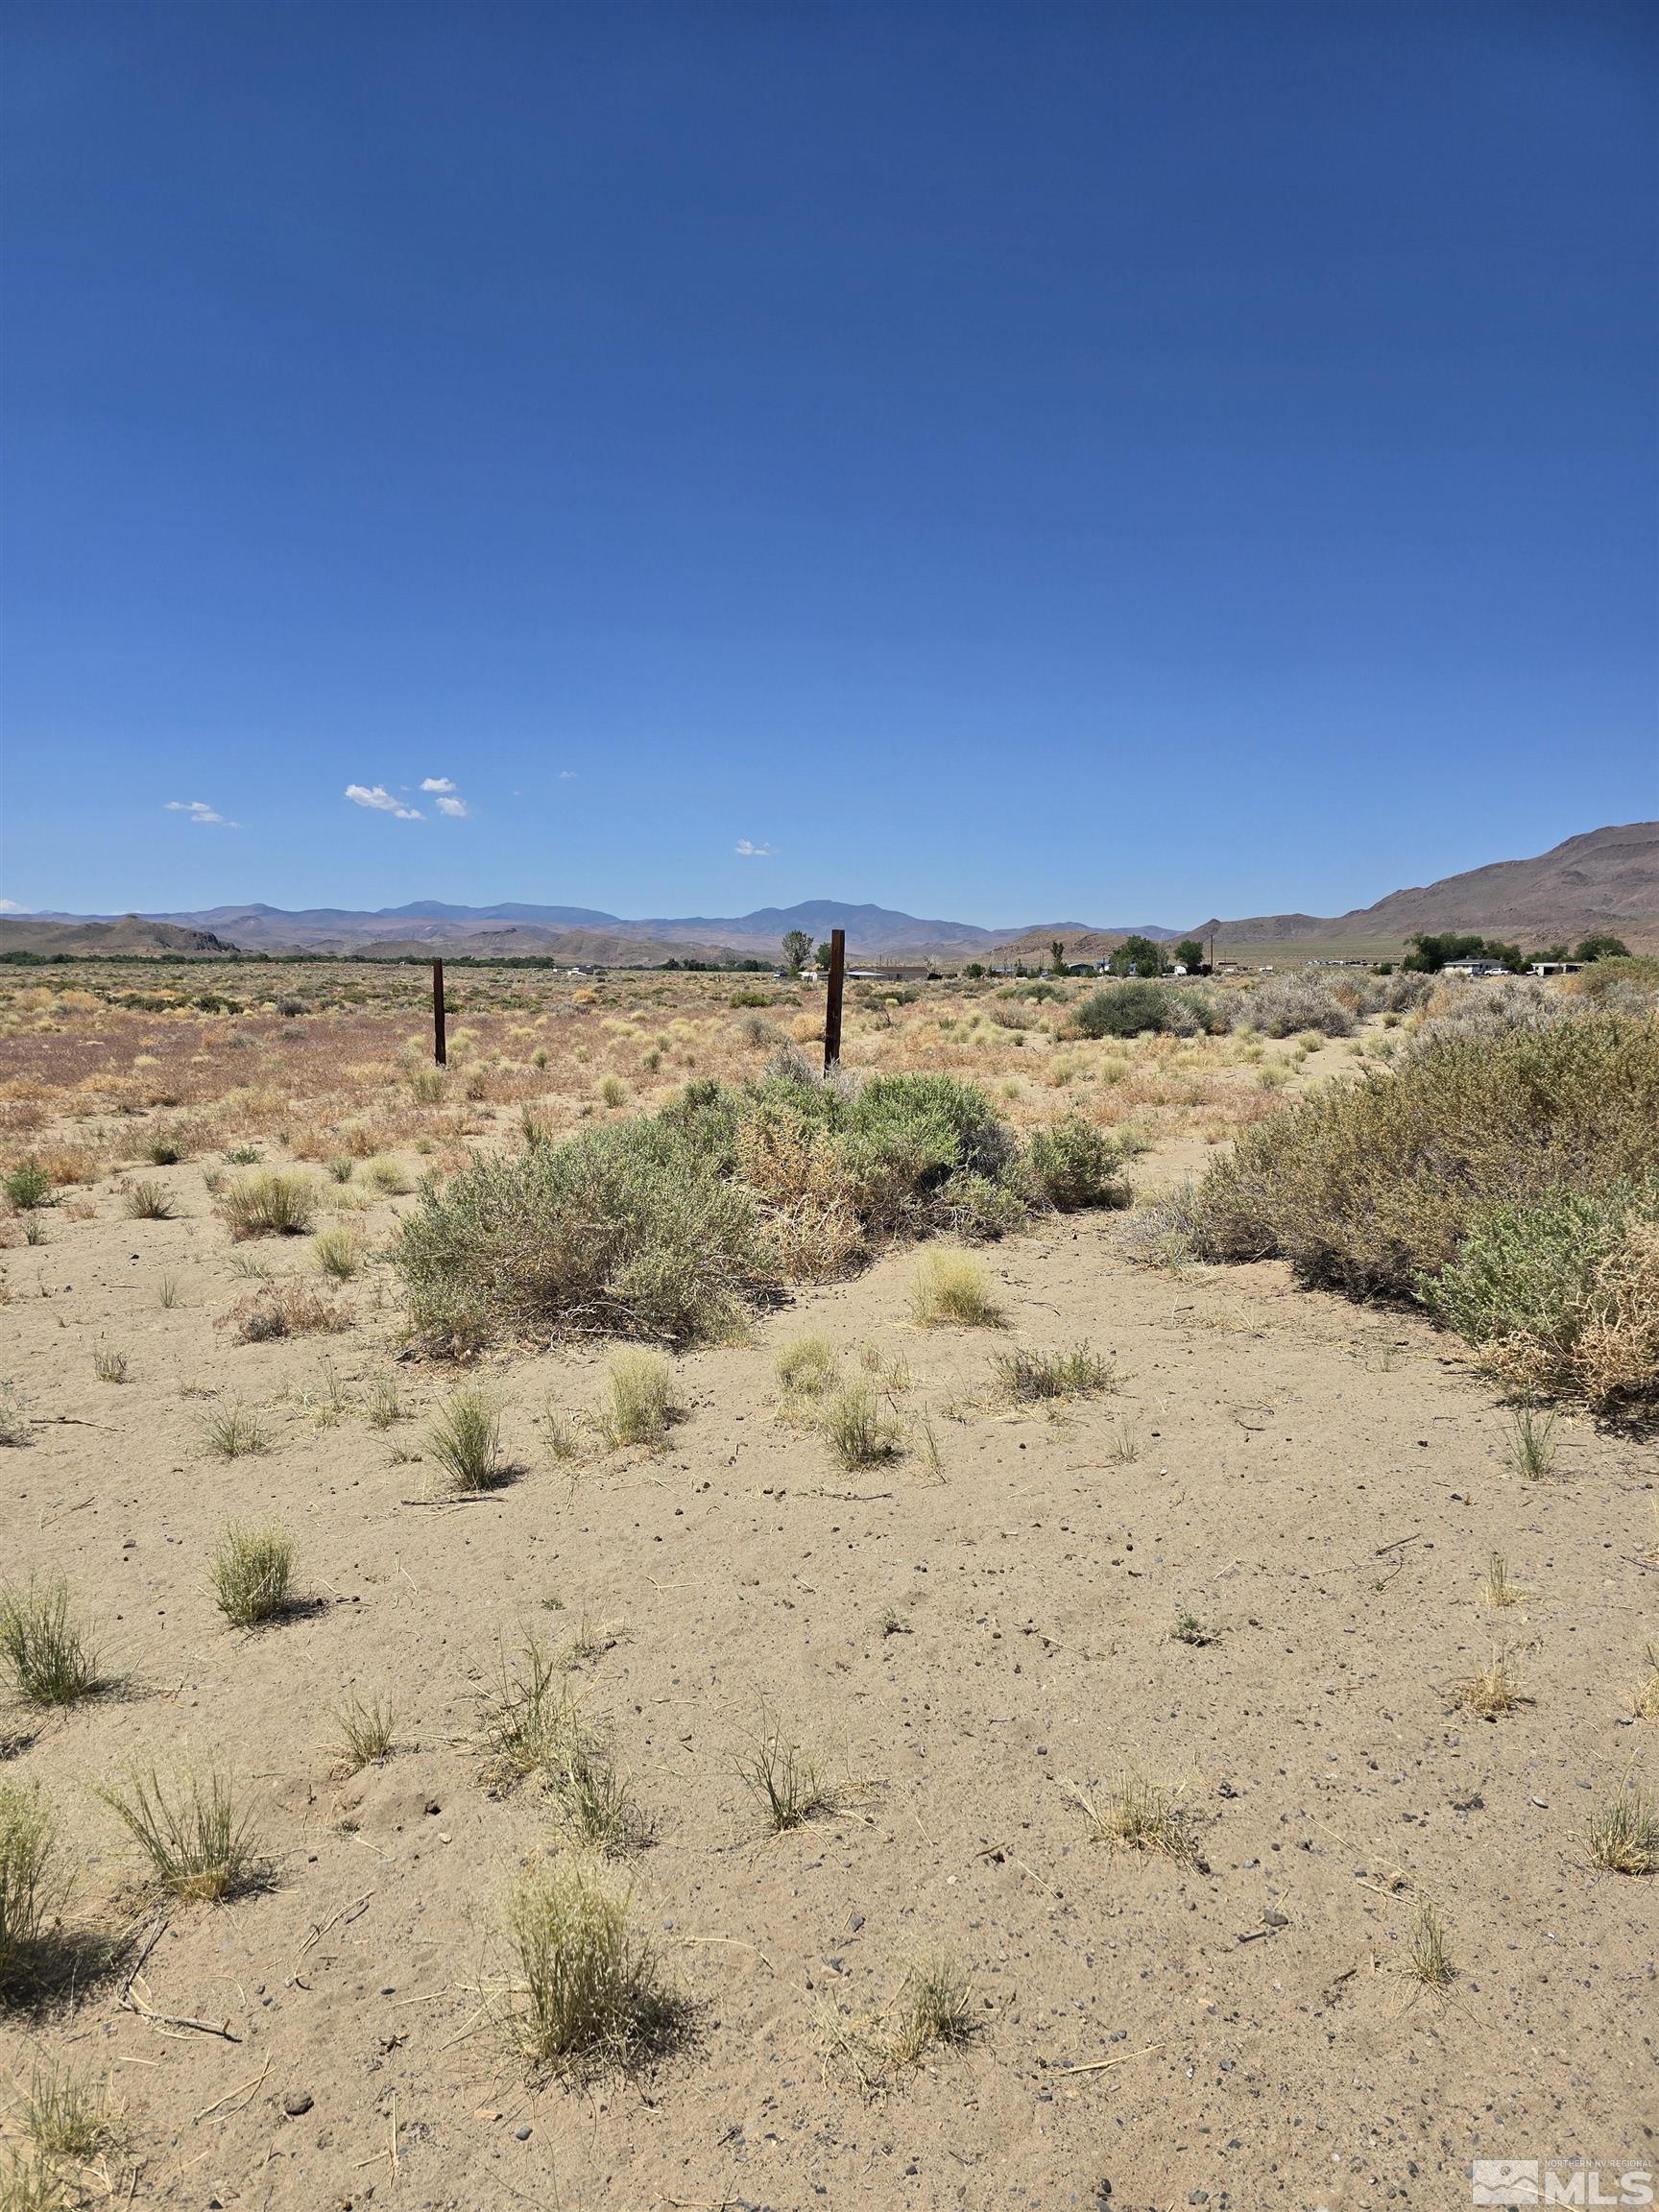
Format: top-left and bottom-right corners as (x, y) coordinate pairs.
(1528, 960), (1583, 976)
(1442, 957), (1509, 978)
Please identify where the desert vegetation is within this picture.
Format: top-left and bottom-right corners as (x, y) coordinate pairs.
(0, 950), (1654, 2205)
(1159, 1006), (1659, 1406)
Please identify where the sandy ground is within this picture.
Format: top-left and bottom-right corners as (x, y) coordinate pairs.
(3, 1136), (1657, 2212)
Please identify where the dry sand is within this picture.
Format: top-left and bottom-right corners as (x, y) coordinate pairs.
(2, 1133), (1657, 2211)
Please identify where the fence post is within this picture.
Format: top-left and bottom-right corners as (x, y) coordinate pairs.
(432, 957), (447, 1066)
(823, 927), (845, 1073)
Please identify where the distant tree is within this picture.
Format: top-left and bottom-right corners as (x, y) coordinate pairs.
(1173, 939), (1205, 971)
(1574, 934), (1630, 963)
(1049, 939), (1068, 974)
(781, 929), (811, 973)
(963, 962), (986, 980)
(1402, 931), (1487, 974)
(815, 941), (834, 970)
(1108, 933), (1166, 978)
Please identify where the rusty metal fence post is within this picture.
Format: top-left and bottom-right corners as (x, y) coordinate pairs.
(823, 927), (845, 1072)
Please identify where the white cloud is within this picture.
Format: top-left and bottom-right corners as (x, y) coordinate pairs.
(420, 777), (457, 793)
(165, 799), (238, 827)
(435, 795), (469, 818)
(345, 783), (422, 820)
(0, 899), (27, 915)
(734, 838), (775, 857)
(558, 770), (578, 781)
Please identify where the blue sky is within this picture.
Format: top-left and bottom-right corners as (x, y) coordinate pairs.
(2, 1), (1654, 926)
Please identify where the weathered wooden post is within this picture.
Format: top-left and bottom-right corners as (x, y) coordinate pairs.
(823, 927), (845, 1073)
(432, 957), (447, 1066)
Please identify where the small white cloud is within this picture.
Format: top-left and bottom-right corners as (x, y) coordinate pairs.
(558, 770), (577, 781)
(733, 838), (775, 857)
(420, 777), (457, 793)
(0, 899), (27, 915)
(346, 783), (422, 820)
(165, 799), (238, 827)
(435, 795), (469, 818)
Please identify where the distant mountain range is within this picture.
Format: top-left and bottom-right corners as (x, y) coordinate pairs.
(2, 822), (1653, 961)
(1, 899), (1182, 962)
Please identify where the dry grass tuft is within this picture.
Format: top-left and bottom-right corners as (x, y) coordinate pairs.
(426, 1389), (507, 1492)
(503, 1857), (681, 2079)
(331, 1691), (397, 1774)
(217, 1170), (317, 1239)
(209, 1523), (298, 1628)
(95, 1765), (266, 1901)
(886, 1948), (976, 2068)
(819, 1948), (976, 2095)
(478, 1638), (643, 1850)
(1633, 1645), (1659, 1721)
(311, 1225), (361, 1280)
(122, 1178), (175, 1220)
(596, 1350), (677, 1450)
(13, 2060), (123, 2167)
(0, 1782), (66, 1996)
(774, 1334), (839, 1403)
(0, 1581), (108, 1707)
(1403, 1899), (1455, 1990)
(1067, 1773), (1200, 1864)
(735, 1709), (838, 1832)
(1505, 1407), (1558, 1480)
(1448, 1647), (1528, 1719)
(1587, 1775), (1658, 1875)
(821, 1383), (903, 1469)
(202, 1403), (269, 1458)
(229, 1276), (349, 1342)
(991, 1342), (1114, 1406)
(909, 1248), (1005, 1329)
(1481, 1552), (1528, 1610)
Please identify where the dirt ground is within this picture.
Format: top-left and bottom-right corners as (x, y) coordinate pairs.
(2, 980), (1657, 2211)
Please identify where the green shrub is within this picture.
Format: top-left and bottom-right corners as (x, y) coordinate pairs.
(1186, 1017), (1659, 1296)
(395, 1071), (1021, 1351)
(1073, 983), (1176, 1039)
(1184, 1014), (1659, 1404)
(1424, 1177), (1659, 1407)
(395, 1104), (766, 1349)
(1024, 1117), (1129, 1211)
(2, 1163), (53, 1213)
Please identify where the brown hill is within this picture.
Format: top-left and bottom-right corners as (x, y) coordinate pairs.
(1193, 822), (1659, 952)
(0, 915), (237, 956)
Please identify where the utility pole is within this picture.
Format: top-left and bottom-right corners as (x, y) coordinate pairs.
(432, 957), (447, 1066)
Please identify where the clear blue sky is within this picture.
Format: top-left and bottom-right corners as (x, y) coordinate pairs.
(2, 1), (1654, 926)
